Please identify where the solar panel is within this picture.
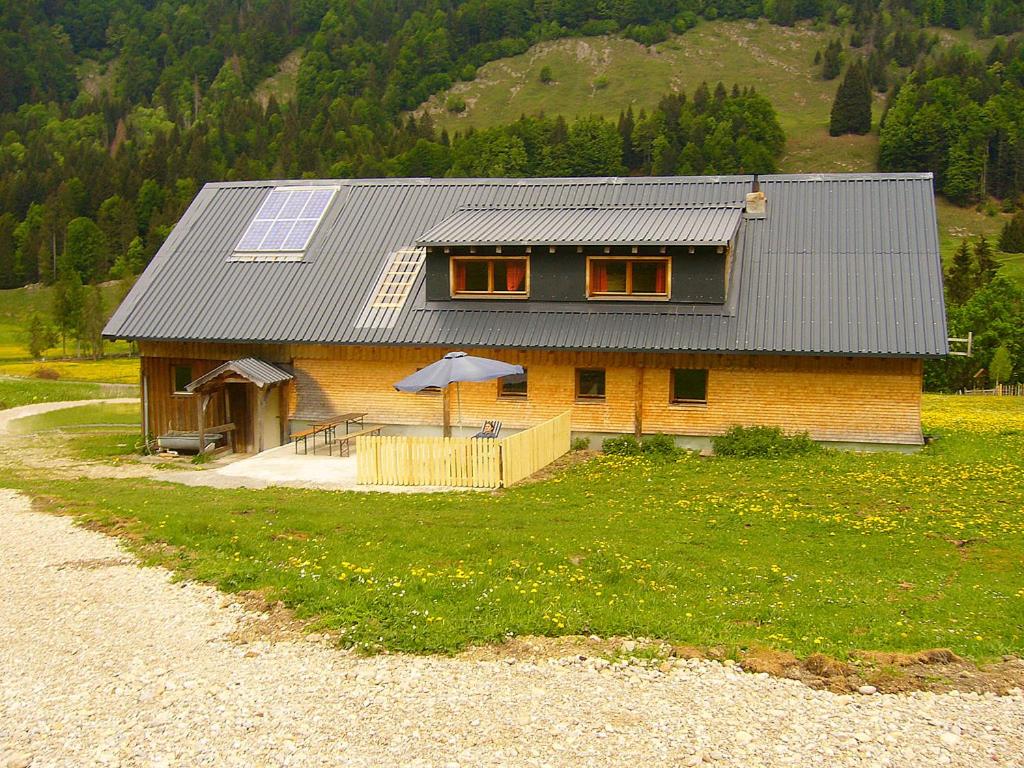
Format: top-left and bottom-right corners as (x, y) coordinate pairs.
(233, 186), (337, 254)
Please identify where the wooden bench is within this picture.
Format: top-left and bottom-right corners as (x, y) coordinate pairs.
(290, 425), (324, 454)
(332, 425), (383, 457)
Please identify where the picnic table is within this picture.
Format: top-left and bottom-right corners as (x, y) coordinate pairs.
(290, 412), (367, 454)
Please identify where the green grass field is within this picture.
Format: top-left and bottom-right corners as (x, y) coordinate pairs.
(8, 394), (1023, 662)
(0, 378), (118, 410)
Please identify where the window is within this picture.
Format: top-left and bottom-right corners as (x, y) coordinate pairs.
(173, 365), (193, 395)
(370, 248), (426, 309)
(232, 186), (337, 256)
(451, 257), (528, 297)
(498, 369), (527, 399)
(576, 368), (606, 401)
(587, 257), (670, 299)
(671, 369), (708, 404)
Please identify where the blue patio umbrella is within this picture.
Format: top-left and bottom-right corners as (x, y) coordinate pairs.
(394, 351), (524, 436)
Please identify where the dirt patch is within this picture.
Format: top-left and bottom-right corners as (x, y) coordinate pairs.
(514, 450), (595, 485)
(460, 635), (1024, 696)
(55, 557), (134, 571)
(227, 590), (311, 644)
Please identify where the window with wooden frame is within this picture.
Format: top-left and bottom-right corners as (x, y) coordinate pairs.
(586, 256), (670, 299)
(498, 369), (527, 399)
(173, 365), (193, 395)
(450, 256), (529, 297)
(575, 368), (606, 401)
(670, 368), (708, 404)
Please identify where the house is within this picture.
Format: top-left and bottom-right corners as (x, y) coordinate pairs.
(103, 174), (948, 451)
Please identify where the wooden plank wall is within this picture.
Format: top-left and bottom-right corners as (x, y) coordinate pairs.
(140, 356), (228, 439)
(139, 341), (925, 444)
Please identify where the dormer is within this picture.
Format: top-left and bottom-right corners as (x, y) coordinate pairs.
(416, 204), (744, 305)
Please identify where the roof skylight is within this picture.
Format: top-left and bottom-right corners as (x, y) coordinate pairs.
(233, 186), (337, 254)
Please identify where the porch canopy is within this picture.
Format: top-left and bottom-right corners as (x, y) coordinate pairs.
(185, 358), (293, 454)
(185, 357), (293, 394)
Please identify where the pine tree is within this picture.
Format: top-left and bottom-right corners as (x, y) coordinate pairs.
(829, 59), (872, 136)
(1000, 211), (1024, 253)
(946, 238), (975, 305)
(26, 313), (50, 359)
(81, 285), (105, 359)
(974, 235), (999, 287)
(822, 38), (843, 80)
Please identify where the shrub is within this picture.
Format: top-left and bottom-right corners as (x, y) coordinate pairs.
(32, 366), (60, 380)
(712, 425), (819, 458)
(539, 65), (553, 84)
(641, 433), (681, 459)
(580, 19), (618, 36)
(571, 436), (590, 451)
(446, 95), (466, 113)
(593, 76), (609, 90)
(602, 435), (641, 455)
(460, 64), (476, 82)
(673, 12), (698, 33)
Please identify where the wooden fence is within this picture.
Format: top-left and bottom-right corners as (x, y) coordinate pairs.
(356, 410), (572, 488)
(500, 410), (572, 486)
(962, 384), (1023, 396)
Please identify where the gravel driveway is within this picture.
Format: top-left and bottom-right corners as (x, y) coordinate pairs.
(1, 489), (1022, 767)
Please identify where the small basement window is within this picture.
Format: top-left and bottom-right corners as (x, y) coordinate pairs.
(173, 365), (193, 395)
(587, 257), (670, 299)
(671, 369), (708, 404)
(576, 368), (606, 401)
(451, 257), (528, 297)
(498, 369), (527, 399)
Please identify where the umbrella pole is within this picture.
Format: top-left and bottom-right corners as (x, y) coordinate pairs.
(442, 386), (451, 438)
(457, 381), (463, 437)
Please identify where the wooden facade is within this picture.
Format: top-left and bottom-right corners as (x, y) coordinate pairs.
(139, 340), (925, 446)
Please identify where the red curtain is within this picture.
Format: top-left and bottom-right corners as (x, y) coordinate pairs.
(592, 262), (608, 292)
(454, 262), (467, 291)
(655, 263), (667, 294)
(506, 260), (526, 291)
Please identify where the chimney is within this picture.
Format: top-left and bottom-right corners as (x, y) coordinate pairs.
(745, 175), (766, 219)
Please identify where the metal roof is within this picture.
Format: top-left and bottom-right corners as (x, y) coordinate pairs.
(104, 174), (948, 357)
(416, 204), (744, 247)
(185, 358), (293, 392)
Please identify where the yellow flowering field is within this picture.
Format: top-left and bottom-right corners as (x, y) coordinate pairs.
(0, 356), (140, 384)
(10, 394), (1024, 660)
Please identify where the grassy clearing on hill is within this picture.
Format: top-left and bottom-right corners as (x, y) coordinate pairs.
(419, 20), (888, 173)
(0, 283), (134, 363)
(0, 283), (139, 385)
(8, 394), (1022, 661)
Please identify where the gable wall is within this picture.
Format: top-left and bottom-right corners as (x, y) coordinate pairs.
(140, 341), (924, 445)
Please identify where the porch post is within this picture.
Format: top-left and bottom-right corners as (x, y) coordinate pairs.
(256, 386), (267, 453)
(197, 393), (207, 454)
(634, 362), (645, 438)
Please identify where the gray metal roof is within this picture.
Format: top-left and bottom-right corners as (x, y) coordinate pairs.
(104, 174), (948, 357)
(185, 358), (293, 392)
(416, 204), (744, 247)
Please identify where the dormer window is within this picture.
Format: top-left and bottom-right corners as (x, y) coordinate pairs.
(451, 256), (528, 298)
(587, 256), (670, 300)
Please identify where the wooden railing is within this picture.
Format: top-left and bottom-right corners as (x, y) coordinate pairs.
(356, 410), (572, 488)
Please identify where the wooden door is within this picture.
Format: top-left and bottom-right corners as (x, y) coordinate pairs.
(226, 383), (252, 453)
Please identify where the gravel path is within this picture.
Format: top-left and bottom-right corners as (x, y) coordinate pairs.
(1, 490), (1023, 767)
